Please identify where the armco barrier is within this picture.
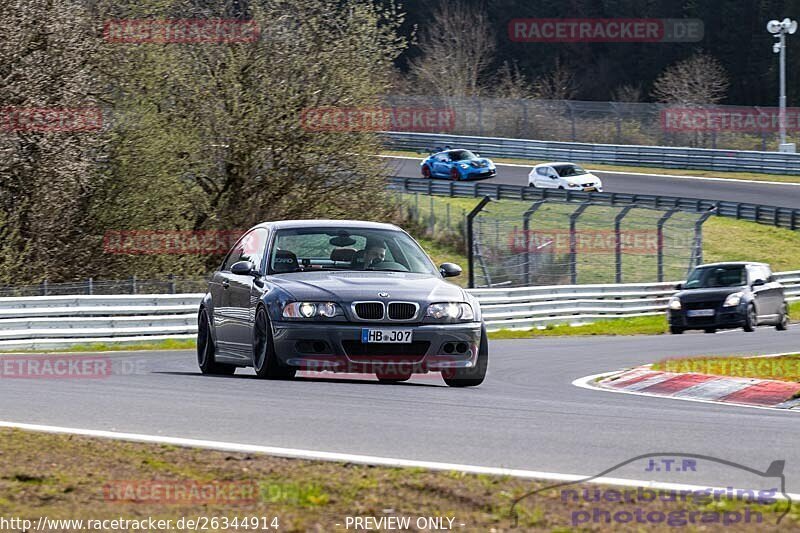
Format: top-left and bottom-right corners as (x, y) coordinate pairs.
(0, 271), (797, 348)
(384, 131), (800, 175)
(390, 176), (800, 230)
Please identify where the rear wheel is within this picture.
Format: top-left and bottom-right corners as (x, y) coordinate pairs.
(704, 328), (717, 334)
(669, 326), (684, 335)
(421, 164), (432, 178)
(253, 307), (295, 380)
(777, 303), (789, 331)
(450, 167), (460, 181)
(197, 309), (236, 375)
(443, 325), (488, 388)
(743, 304), (757, 332)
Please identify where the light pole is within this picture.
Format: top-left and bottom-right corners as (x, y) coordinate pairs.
(767, 18), (798, 152)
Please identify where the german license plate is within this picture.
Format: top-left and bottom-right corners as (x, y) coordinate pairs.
(584, 187), (597, 192)
(361, 328), (413, 344)
(687, 309), (715, 317)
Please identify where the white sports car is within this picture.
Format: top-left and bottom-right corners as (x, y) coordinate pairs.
(528, 162), (603, 192)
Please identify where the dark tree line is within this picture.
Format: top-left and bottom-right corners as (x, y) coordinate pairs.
(393, 0), (800, 105)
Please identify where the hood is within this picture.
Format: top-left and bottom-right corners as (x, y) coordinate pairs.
(677, 287), (745, 302)
(268, 271), (465, 303)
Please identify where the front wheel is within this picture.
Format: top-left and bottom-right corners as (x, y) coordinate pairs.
(443, 325), (488, 388)
(743, 304), (757, 332)
(253, 307), (296, 380)
(197, 309), (236, 375)
(669, 326), (684, 335)
(777, 303), (789, 331)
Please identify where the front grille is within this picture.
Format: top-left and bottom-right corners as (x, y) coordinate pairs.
(684, 301), (722, 310)
(354, 302), (384, 320)
(388, 302), (417, 320)
(342, 341), (430, 361)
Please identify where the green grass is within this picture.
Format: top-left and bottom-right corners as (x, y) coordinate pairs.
(384, 149), (800, 184)
(416, 237), (469, 287)
(489, 315), (669, 338)
(0, 338), (197, 354)
(703, 217), (800, 273)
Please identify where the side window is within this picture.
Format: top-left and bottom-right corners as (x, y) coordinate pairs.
(222, 237), (246, 271)
(536, 167), (548, 176)
(239, 228), (268, 272)
(748, 265), (767, 284)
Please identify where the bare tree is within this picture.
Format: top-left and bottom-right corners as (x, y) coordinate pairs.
(533, 59), (578, 100)
(407, 1), (495, 97)
(651, 52), (729, 105)
(493, 61), (534, 99)
(611, 84), (644, 103)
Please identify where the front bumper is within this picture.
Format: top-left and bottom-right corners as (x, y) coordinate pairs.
(463, 168), (496, 179)
(668, 306), (745, 330)
(271, 321), (482, 373)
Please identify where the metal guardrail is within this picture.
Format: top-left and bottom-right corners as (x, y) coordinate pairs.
(384, 131), (800, 175)
(390, 176), (800, 230)
(0, 272), (797, 347)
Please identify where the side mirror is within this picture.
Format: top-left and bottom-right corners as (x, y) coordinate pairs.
(439, 262), (462, 278)
(752, 278), (766, 287)
(231, 260), (257, 276)
(674, 283), (683, 290)
(475, 152), (481, 157)
(550, 174), (558, 179)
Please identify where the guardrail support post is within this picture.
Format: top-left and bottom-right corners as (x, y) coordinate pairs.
(467, 196), (493, 289)
(168, 274), (176, 295)
(656, 209), (679, 282)
(87, 277), (93, 295)
(687, 208), (717, 276)
(614, 205), (635, 284)
(523, 201), (546, 285)
(131, 275), (137, 295)
(569, 203), (592, 285)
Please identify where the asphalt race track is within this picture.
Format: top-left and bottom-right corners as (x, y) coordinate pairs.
(386, 156), (800, 209)
(3, 326), (800, 492)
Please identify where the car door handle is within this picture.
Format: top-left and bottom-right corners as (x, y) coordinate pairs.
(222, 280), (230, 289)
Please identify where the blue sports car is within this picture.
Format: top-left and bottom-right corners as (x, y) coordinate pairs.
(420, 149), (497, 180)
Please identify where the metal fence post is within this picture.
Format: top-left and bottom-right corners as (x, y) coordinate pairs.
(87, 277), (93, 295)
(614, 205), (635, 284)
(131, 275), (137, 295)
(569, 203), (592, 285)
(522, 201), (546, 285)
(168, 274), (176, 295)
(688, 208), (716, 275)
(656, 209), (679, 282)
(41, 279), (48, 296)
(467, 196), (493, 289)
(429, 195), (435, 233)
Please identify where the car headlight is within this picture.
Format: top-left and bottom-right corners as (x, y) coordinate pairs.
(568, 183), (581, 188)
(459, 163), (470, 169)
(426, 302), (474, 321)
(668, 297), (682, 310)
(282, 302), (342, 319)
(723, 292), (743, 307)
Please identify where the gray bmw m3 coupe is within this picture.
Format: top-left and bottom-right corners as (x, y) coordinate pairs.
(197, 220), (488, 387)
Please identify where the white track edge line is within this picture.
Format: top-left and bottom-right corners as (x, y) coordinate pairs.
(380, 154), (800, 187)
(2, 419), (797, 500)
(573, 371), (800, 414)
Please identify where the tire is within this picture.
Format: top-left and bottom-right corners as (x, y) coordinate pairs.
(197, 309), (236, 375)
(376, 372), (412, 383)
(558, 186), (565, 190)
(669, 326), (684, 335)
(450, 167), (460, 181)
(421, 164), (432, 178)
(443, 325), (488, 388)
(704, 328), (717, 334)
(253, 307), (296, 380)
(743, 304), (757, 332)
(777, 303), (789, 331)
(528, 181), (536, 188)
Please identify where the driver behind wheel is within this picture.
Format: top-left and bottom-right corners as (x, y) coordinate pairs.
(364, 243), (386, 267)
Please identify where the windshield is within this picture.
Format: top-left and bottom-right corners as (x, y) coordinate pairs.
(553, 164), (588, 177)
(448, 150), (477, 161)
(268, 227), (438, 275)
(684, 266), (747, 289)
